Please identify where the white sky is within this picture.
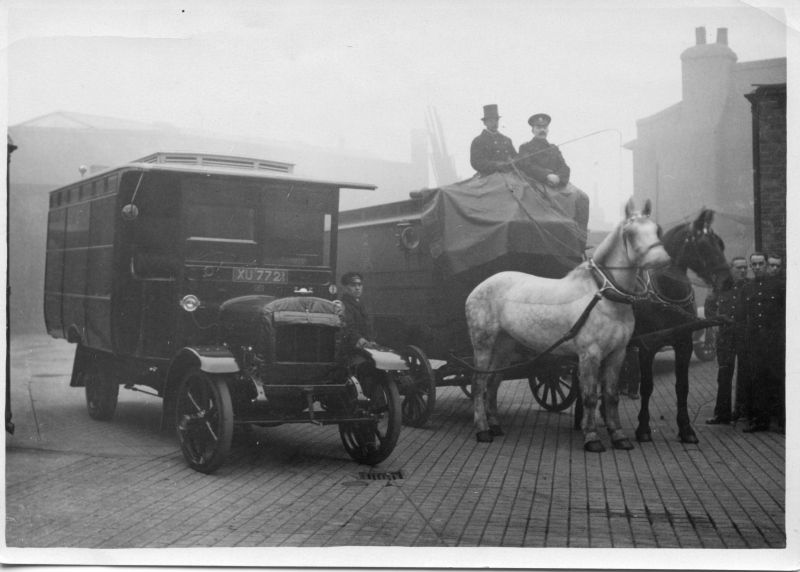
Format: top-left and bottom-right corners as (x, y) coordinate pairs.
(1, 0), (795, 216)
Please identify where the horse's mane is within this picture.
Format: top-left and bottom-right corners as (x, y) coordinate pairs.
(661, 222), (688, 259)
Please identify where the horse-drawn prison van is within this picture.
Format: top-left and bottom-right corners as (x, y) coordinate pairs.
(44, 152), (408, 473)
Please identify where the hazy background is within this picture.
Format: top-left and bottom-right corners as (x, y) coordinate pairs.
(3, 0), (792, 215)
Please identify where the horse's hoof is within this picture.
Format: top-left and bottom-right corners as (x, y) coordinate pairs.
(612, 438), (634, 450)
(679, 431), (699, 444)
(476, 430), (494, 443)
(584, 440), (606, 453)
(489, 424), (504, 436)
(635, 430), (652, 443)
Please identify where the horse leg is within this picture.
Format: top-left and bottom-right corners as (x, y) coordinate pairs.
(471, 364), (492, 442)
(674, 337), (698, 444)
(636, 349), (655, 442)
(487, 376), (504, 436)
(602, 346), (634, 450)
(578, 353), (605, 452)
(485, 336), (516, 437)
(573, 384), (583, 431)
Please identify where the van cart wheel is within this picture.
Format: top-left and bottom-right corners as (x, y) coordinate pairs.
(84, 364), (119, 421)
(340, 375), (402, 465)
(693, 326), (717, 362)
(400, 345), (436, 427)
(529, 365), (579, 412)
(175, 369), (234, 474)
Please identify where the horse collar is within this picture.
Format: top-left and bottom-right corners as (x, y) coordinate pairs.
(588, 259), (640, 304)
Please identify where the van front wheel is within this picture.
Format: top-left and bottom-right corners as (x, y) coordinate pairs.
(175, 370), (234, 474)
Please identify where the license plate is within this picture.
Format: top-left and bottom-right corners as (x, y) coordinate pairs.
(232, 267), (288, 283)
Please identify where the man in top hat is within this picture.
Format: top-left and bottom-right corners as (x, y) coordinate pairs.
(518, 113), (571, 188)
(470, 104), (517, 176)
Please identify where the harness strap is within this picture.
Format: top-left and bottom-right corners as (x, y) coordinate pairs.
(644, 270), (695, 307)
(588, 259), (641, 304)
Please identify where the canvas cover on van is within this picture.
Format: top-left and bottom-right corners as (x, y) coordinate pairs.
(418, 172), (586, 275)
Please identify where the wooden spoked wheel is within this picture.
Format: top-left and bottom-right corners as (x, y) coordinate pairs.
(400, 345), (436, 427)
(528, 365), (579, 412)
(175, 369), (234, 474)
(340, 375), (402, 465)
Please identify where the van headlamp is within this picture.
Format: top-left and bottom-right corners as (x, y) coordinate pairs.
(180, 294), (201, 312)
(328, 284), (338, 295)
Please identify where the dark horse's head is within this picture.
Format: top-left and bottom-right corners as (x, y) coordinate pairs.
(661, 209), (729, 292)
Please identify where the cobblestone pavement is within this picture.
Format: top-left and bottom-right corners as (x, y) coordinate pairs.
(4, 335), (788, 559)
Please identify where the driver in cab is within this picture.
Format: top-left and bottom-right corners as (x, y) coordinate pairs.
(339, 271), (377, 351)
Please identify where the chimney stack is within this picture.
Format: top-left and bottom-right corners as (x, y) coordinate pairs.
(716, 28), (728, 45)
(695, 26), (706, 45)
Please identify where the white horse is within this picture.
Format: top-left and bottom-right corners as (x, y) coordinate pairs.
(465, 199), (670, 452)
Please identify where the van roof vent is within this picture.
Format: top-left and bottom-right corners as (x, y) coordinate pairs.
(135, 152), (295, 174)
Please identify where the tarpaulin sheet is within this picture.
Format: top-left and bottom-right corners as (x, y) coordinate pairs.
(419, 172), (584, 275)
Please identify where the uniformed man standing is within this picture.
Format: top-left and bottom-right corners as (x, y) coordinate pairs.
(518, 113), (571, 188)
(735, 252), (784, 432)
(705, 257), (748, 425)
(469, 104), (517, 176)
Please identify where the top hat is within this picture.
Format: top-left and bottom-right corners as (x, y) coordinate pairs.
(482, 104), (500, 120)
(528, 113), (552, 127)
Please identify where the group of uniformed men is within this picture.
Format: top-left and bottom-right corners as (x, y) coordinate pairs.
(469, 104), (571, 188)
(705, 252), (785, 433)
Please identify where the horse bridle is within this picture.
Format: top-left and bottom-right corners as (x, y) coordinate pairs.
(672, 224), (728, 285)
(589, 215), (663, 304)
(588, 258), (649, 304)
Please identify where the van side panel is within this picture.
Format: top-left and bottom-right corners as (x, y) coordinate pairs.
(61, 202), (90, 341)
(44, 173), (120, 348)
(85, 194), (117, 350)
(44, 207), (67, 338)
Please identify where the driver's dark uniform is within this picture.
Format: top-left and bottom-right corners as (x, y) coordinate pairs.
(517, 137), (571, 187)
(340, 292), (373, 351)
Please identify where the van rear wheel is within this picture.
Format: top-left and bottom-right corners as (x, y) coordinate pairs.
(175, 370), (234, 474)
(84, 364), (119, 421)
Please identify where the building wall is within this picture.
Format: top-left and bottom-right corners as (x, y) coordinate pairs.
(629, 28), (786, 264)
(747, 85), (787, 257)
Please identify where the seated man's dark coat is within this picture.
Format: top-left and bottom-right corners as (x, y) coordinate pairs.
(518, 138), (570, 186)
(470, 130), (517, 176)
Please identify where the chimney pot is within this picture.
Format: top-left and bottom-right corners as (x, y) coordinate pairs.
(695, 26), (706, 45)
(717, 27), (728, 45)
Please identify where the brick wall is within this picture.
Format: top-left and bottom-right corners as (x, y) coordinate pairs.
(747, 84), (786, 257)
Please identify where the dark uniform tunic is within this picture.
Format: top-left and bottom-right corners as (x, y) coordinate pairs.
(470, 129), (517, 176)
(705, 277), (746, 420)
(517, 137), (571, 187)
(340, 292), (373, 351)
(735, 275), (785, 427)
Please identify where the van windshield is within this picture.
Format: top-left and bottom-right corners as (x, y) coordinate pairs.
(183, 176), (334, 267)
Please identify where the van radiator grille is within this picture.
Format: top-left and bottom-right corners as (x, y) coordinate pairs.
(275, 325), (336, 363)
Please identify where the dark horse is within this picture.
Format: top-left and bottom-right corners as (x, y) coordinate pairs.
(632, 209), (729, 443)
(573, 209), (728, 443)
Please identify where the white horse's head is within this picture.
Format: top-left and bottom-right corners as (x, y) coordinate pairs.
(621, 198), (670, 270)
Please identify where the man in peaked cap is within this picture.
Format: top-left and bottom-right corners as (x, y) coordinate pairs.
(469, 104), (517, 176)
(518, 113), (571, 188)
